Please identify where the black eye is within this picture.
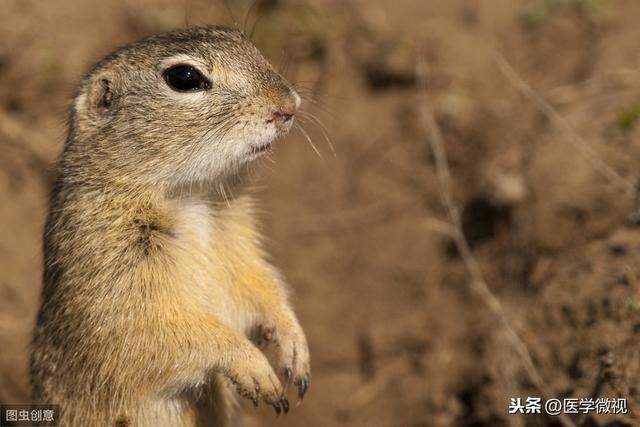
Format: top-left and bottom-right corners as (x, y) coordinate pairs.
(163, 65), (211, 92)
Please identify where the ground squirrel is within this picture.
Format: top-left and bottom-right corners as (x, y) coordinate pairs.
(30, 26), (310, 426)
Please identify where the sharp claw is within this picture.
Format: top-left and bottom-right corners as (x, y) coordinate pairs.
(252, 396), (258, 408)
(273, 401), (282, 415)
(297, 380), (303, 399)
(298, 378), (309, 400)
(282, 397), (289, 414)
(284, 367), (292, 386)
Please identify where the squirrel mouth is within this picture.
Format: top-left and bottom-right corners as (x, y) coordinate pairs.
(250, 142), (272, 155)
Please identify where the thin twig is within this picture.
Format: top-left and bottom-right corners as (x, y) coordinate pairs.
(416, 57), (577, 427)
(492, 51), (637, 197)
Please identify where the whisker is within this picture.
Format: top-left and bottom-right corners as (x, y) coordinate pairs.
(296, 90), (337, 105)
(292, 81), (318, 87)
(297, 112), (336, 157)
(184, 0), (195, 27)
(217, 182), (232, 208)
(295, 86), (348, 104)
(294, 123), (323, 160)
(204, 0), (217, 26)
(295, 91), (337, 118)
(221, 0), (240, 30)
(243, 0), (259, 36)
(248, 4), (265, 40)
(280, 51), (292, 77)
(298, 97), (336, 119)
(262, 152), (277, 166)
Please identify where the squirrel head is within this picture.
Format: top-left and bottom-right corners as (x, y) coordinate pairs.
(69, 26), (299, 189)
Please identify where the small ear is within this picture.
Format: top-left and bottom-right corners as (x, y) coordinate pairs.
(96, 78), (113, 112)
(83, 71), (120, 116)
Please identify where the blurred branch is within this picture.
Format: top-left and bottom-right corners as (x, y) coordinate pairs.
(492, 51), (637, 197)
(416, 57), (577, 427)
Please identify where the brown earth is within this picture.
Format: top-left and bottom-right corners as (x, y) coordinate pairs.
(2, 1), (640, 426)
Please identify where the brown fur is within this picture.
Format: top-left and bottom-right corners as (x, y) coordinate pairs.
(31, 26), (309, 426)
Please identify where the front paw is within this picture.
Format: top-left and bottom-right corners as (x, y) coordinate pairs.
(223, 346), (289, 414)
(261, 323), (311, 400)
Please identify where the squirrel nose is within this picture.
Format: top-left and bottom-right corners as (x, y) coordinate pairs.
(272, 110), (294, 123)
(270, 92), (299, 124)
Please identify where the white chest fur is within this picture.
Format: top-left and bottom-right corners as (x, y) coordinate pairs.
(170, 199), (251, 334)
(176, 200), (213, 251)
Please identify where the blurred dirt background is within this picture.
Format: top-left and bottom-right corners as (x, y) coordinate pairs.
(2, 0), (640, 426)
